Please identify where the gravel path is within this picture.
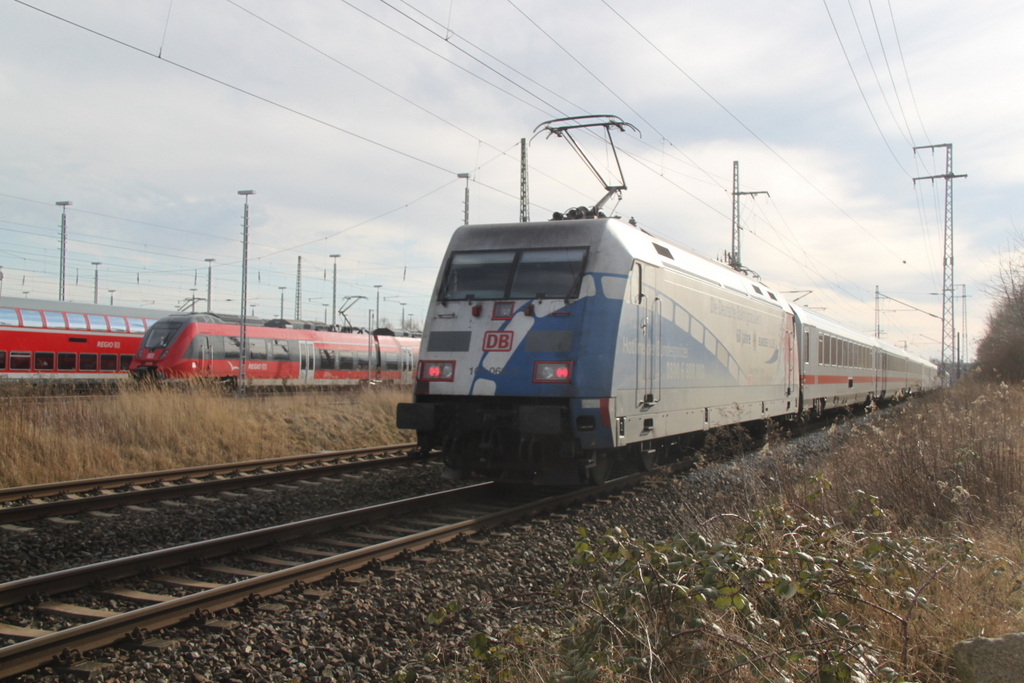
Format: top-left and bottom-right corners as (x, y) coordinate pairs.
(8, 420), (853, 682)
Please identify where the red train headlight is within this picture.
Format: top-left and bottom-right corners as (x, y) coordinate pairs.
(534, 361), (572, 383)
(418, 360), (455, 381)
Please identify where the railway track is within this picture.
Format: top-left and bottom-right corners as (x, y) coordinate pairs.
(0, 443), (419, 525)
(0, 471), (652, 679)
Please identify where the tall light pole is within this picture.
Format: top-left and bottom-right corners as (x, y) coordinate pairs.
(400, 303), (406, 332)
(278, 286), (286, 319)
(237, 190), (254, 398)
(330, 254), (340, 329)
(56, 201), (72, 301)
(205, 258), (215, 313)
(374, 284), (382, 330)
(91, 262), (101, 304)
(458, 173), (470, 225)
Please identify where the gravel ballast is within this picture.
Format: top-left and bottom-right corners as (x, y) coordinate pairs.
(7, 420), (855, 682)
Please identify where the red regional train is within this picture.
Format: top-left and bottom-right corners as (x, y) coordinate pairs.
(129, 313), (420, 387)
(0, 297), (173, 383)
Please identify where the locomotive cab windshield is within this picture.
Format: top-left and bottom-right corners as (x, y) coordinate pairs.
(139, 319), (185, 349)
(441, 247), (588, 301)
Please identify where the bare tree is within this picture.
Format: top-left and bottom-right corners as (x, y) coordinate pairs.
(975, 231), (1024, 381)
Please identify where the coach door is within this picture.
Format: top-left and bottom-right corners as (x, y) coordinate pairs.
(632, 262), (661, 407)
(199, 335), (213, 375)
(400, 346), (415, 384)
(298, 341), (315, 384)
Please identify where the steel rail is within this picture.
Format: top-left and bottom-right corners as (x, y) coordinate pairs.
(0, 448), (424, 525)
(0, 483), (493, 608)
(0, 443), (416, 504)
(0, 473), (646, 679)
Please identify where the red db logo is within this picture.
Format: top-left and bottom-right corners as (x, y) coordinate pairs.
(483, 331), (514, 352)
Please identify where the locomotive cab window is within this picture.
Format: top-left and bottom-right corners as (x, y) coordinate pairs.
(441, 247), (588, 301)
(141, 320), (183, 349)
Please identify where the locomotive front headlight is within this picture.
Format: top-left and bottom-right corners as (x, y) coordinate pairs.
(534, 361), (572, 383)
(418, 360), (455, 381)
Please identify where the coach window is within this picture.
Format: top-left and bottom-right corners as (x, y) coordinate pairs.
(0, 350), (6, 370)
(249, 339), (267, 361)
(100, 354), (117, 371)
(119, 355), (132, 371)
(66, 313), (88, 330)
(34, 352), (55, 370)
(87, 315), (108, 331)
(224, 337), (240, 360)
(270, 339), (290, 362)
(817, 334), (824, 365)
(43, 311), (66, 328)
(320, 349), (336, 370)
(10, 351), (31, 370)
(337, 351), (355, 370)
(0, 308), (18, 326)
(80, 353), (97, 371)
(58, 353), (76, 371)
(356, 350), (370, 371)
(127, 318), (145, 333)
(109, 317), (128, 333)
(21, 310), (43, 328)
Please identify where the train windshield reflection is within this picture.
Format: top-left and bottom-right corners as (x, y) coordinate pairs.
(140, 320), (183, 349)
(442, 248), (587, 301)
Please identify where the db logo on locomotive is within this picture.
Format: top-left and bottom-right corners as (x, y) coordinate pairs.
(482, 331), (513, 353)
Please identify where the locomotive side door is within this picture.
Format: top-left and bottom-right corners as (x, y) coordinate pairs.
(632, 261), (661, 407)
(298, 340), (315, 384)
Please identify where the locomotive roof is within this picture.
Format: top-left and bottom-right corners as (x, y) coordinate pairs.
(447, 218), (791, 311)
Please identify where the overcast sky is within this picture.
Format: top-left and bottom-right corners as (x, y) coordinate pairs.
(2, 0), (1021, 361)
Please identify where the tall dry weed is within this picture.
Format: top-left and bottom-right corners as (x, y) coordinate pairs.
(0, 383), (414, 487)
(807, 380), (1024, 533)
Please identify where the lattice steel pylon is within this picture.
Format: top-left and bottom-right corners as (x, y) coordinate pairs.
(914, 144), (966, 385)
(519, 137), (530, 223)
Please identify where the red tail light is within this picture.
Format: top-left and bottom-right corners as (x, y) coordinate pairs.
(418, 361), (455, 381)
(534, 361), (572, 383)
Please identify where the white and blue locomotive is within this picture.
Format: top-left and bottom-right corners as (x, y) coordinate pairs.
(397, 217), (940, 484)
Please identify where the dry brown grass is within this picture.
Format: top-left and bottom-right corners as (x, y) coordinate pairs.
(445, 380), (1024, 682)
(0, 382), (415, 487)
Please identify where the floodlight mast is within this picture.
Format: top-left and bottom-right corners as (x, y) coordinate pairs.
(534, 115), (639, 216)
